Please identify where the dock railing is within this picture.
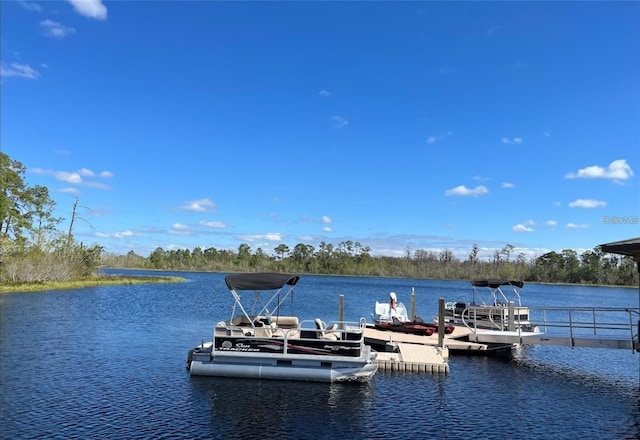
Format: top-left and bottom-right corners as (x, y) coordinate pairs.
(528, 306), (640, 352)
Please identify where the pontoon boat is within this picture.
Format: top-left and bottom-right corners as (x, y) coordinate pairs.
(187, 273), (378, 382)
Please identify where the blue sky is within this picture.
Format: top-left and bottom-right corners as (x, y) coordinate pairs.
(2, 1), (639, 261)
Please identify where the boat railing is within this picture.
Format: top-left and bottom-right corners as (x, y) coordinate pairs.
(459, 303), (536, 332)
(214, 317), (367, 344)
(459, 308), (504, 331)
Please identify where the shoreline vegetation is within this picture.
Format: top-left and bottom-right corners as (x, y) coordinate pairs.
(0, 274), (186, 294)
(1, 270), (636, 295)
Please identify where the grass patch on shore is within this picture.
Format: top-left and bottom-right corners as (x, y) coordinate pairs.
(0, 274), (186, 294)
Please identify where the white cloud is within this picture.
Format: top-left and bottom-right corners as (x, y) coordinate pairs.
(486, 25), (501, 36)
(512, 224), (533, 232)
(83, 181), (110, 190)
(444, 185), (489, 197)
(31, 167), (112, 189)
(319, 89), (331, 96)
(96, 230), (136, 238)
(77, 168), (113, 178)
(54, 171), (83, 184)
(40, 19), (76, 38)
(0, 62), (40, 79)
(502, 137), (523, 145)
(501, 182), (515, 188)
(546, 220), (557, 227)
(170, 223), (191, 235)
(565, 159), (634, 183)
(241, 233), (283, 242)
(568, 198), (607, 208)
(199, 220), (227, 229)
(180, 198), (217, 212)
(301, 215), (333, 225)
(67, 0), (107, 20)
(566, 223), (590, 229)
(322, 227), (333, 232)
(60, 187), (80, 194)
(426, 132), (452, 144)
(19, 1), (43, 12)
(332, 116), (349, 128)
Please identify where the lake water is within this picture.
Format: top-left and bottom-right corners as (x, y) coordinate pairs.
(1, 270), (639, 439)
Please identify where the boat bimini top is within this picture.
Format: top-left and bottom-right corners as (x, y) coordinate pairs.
(223, 273), (300, 326)
(470, 279), (525, 307)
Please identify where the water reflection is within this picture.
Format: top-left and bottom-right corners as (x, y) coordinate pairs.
(188, 377), (375, 438)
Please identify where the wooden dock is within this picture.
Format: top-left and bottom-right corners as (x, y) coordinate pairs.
(374, 342), (449, 374)
(364, 326), (489, 374)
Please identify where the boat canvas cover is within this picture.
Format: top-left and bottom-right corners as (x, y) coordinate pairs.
(471, 279), (524, 289)
(225, 273), (300, 291)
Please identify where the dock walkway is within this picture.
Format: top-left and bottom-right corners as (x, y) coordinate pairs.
(364, 326), (490, 374)
(374, 342), (449, 374)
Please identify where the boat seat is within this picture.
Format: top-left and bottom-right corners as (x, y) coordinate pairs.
(315, 318), (340, 340)
(271, 328), (299, 339)
(254, 323), (273, 337)
(272, 316), (299, 328)
(231, 315), (254, 326)
(271, 317), (299, 339)
(374, 302), (390, 322)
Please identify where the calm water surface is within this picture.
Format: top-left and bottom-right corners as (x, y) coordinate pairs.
(1, 271), (638, 439)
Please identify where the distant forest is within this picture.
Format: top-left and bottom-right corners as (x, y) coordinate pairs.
(101, 241), (639, 287)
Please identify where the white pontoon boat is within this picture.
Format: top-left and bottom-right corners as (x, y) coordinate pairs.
(187, 273), (378, 382)
(441, 280), (541, 334)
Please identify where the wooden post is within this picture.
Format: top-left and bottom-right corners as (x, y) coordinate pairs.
(410, 287), (416, 321)
(508, 301), (515, 331)
(338, 294), (344, 329)
(438, 297), (445, 348)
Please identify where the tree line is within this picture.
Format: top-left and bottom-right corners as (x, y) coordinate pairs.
(101, 241), (639, 287)
(2, 151), (637, 287)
